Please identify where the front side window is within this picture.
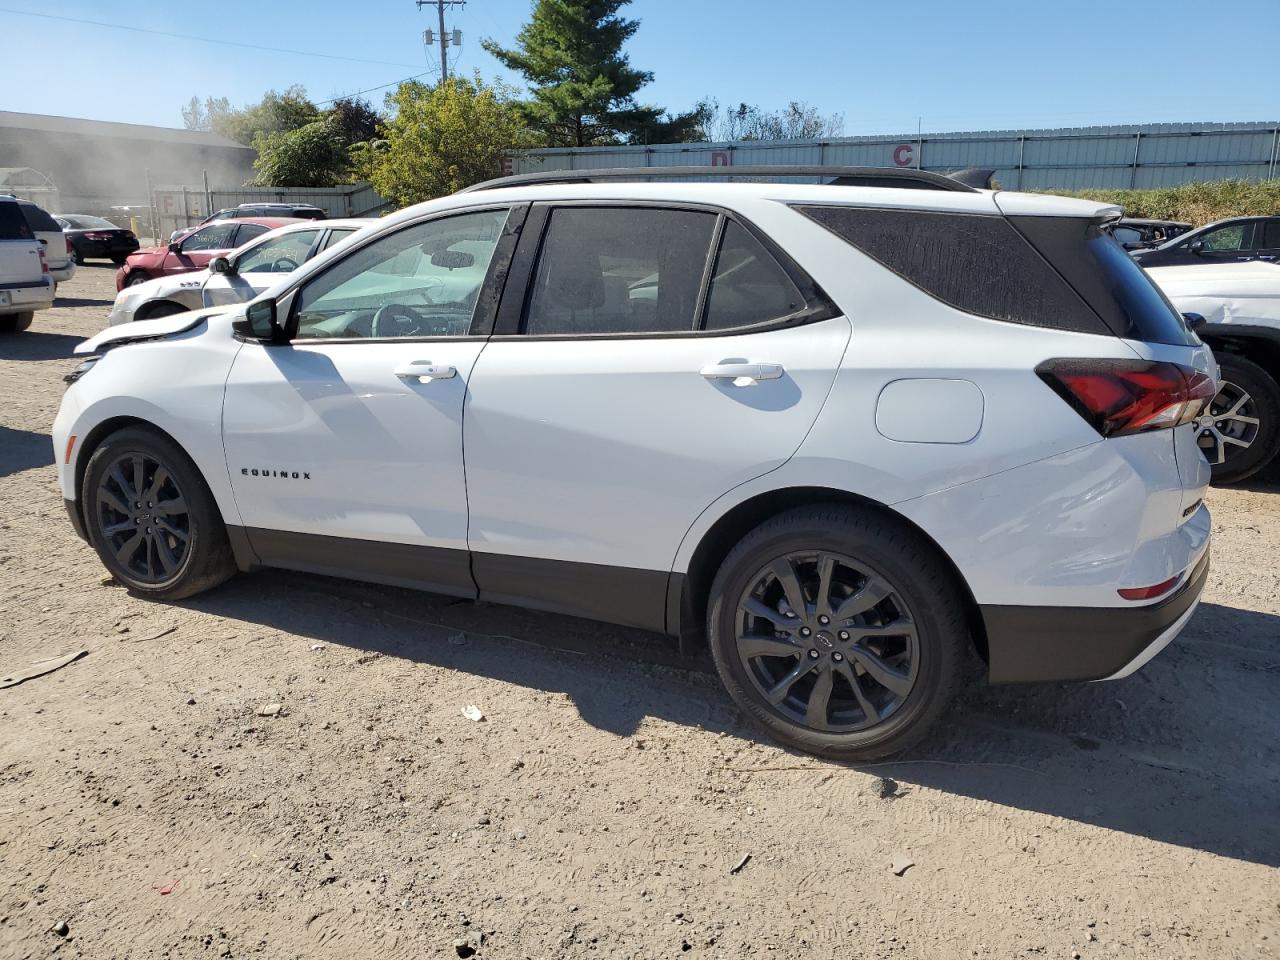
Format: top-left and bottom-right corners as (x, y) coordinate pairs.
(1199, 223), (1252, 252)
(703, 221), (805, 330)
(181, 222), (237, 252)
(235, 230), (320, 273)
(1262, 219), (1280, 250)
(523, 207), (716, 336)
(293, 208), (508, 340)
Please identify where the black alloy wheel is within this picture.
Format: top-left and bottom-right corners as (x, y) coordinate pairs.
(707, 506), (968, 760)
(95, 452), (191, 585)
(733, 551), (918, 732)
(82, 426), (237, 599)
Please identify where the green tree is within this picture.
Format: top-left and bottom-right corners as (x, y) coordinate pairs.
(207, 86), (321, 146)
(370, 76), (530, 206)
(482, 0), (700, 146)
(250, 118), (348, 187)
(328, 97), (382, 148)
(180, 95), (233, 132)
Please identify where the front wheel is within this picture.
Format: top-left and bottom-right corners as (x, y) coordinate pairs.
(82, 426), (236, 599)
(1199, 353), (1280, 485)
(126, 271), (151, 287)
(707, 506), (969, 760)
(0, 312), (34, 333)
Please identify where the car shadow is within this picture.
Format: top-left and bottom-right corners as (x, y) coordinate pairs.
(179, 572), (1280, 869)
(0, 425), (54, 477)
(0, 331), (84, 361)
(55, 297), (113, 308)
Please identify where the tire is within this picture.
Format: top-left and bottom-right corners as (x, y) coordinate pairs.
(135, 300), (188, 323)
(111, 255), (128, 266)
(0, 312), (34, 333)
(72, 249), (86, 265)
(126, 271), (151, 287)
(82, 426), (236, 600)
(706, 505), (969, 760)
(1201, 353), (1280, 485)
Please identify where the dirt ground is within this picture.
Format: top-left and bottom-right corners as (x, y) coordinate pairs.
(1, 264), (1278, 960)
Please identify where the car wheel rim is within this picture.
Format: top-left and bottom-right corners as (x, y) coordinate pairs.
(734, 551), (919, 733)
(1197, 380), (1260, 465)
(95, 453), (191, 584)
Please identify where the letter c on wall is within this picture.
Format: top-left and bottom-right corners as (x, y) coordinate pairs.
(893, 144), (914, 167)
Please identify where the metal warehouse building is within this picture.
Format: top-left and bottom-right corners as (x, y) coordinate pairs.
(512, 121), (1280, 190)
(0, 111), (255, 214)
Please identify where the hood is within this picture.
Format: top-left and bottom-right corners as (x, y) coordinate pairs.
(75, 307), (227, 355)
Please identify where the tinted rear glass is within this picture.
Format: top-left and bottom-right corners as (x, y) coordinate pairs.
(61, 215), (118, 229)
(0, 203), (33, 240)
(798, 205), (1111, 335)
(20, 203), (62, 233)
(1012, 217), (1198, 346)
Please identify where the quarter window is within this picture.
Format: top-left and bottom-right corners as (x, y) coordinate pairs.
(293, 208), (508, 340)
(703, 221), (805, 330)
(523, 207), (716, 336)
(1262, 219), (1280, 249)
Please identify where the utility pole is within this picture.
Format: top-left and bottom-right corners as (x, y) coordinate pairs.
(416, 0), (465, 84)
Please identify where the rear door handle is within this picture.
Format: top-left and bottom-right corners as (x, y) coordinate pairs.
(394, 360), (457, 382)
(700, 361), (785, 385)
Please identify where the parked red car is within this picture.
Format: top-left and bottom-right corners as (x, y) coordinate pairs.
(115, 217), (301, 291)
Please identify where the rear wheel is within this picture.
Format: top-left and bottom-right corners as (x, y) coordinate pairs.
(82, 426), (236, 600)
(72, 249), (86, 265)
(1200, 353), (1280, 485)
(707, 505), (969, 760)
(0, 312), (34, 333)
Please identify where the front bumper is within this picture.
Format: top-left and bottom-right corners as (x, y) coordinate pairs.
(982, 546), (1209, 683)
(64, 498), (87, 542)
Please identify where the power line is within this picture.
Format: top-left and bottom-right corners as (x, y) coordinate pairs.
(315, 71), (437, 107)
(0, 7), (424, 68)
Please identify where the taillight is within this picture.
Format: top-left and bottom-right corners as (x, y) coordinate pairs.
(84, 231), (113, 240)
(1037, 359), (1216, 437)
(1118, 574), (1180, 601)
(65, 235), (74, 254)
(38, 246), (48, 275)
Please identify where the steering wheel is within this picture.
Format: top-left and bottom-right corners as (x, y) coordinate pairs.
(371, 303), (426, 338)
(271, 257), (299, 272)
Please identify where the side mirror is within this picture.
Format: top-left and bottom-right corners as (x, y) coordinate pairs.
(210, 256), (233, 275)
(168, 240), (181, 254)
(1188, 240), (1204, 254)
(232, 297), (285, 342)
(1182, 312), (1207, 332)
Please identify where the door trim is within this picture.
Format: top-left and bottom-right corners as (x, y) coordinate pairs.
(239, 527), (477, 599)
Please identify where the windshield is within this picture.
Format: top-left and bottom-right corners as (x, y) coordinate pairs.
(60, 215), (118, 229)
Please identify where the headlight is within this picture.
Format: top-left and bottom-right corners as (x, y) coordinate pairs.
(63, 356), (101, 385)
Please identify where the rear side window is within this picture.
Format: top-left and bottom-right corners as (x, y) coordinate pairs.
(798, 205), (1110, 336)
(523, 207), (716, 336)
(234, 223), (270, 245)
(1011, 216), (1198, 346)
(703, 221), (806, 330)
(1263, 219), (1280, 249)
(0, 202), (33, 240)
(20, 203), (61, 233)
(320, 228), (357, 251)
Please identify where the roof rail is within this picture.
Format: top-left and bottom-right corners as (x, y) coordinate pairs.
(460, 165), (980, 194)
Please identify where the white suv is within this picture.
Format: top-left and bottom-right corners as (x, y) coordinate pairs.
(52, 167), (1216, 759)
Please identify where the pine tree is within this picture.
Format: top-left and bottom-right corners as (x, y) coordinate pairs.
(482, 0), (700, 146)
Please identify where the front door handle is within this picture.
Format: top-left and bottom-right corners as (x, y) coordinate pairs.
(394, 360), (457, 382)
(700, 361), (785, 385)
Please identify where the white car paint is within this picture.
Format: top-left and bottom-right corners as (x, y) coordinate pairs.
(1146, 261), (1280, 327)
(106, 219), (373, 326)
(56, 175), (1213, 690)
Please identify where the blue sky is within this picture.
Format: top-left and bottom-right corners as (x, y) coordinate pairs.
(1, 0), (1276, 135)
